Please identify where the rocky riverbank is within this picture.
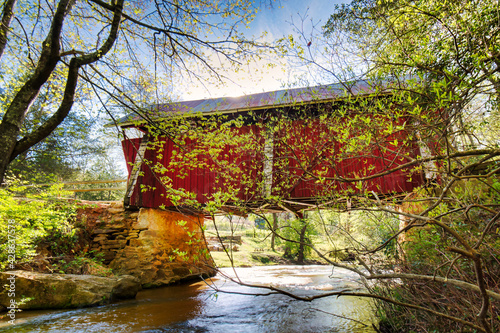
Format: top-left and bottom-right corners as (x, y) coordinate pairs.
(1, 202), (216, 312)
(0, 271), (141, 312)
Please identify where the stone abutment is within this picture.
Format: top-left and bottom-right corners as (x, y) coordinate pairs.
(79, 202), (216, 288)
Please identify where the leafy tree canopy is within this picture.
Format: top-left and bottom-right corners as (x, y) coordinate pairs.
(0, 0), (272, 184)
(325, 0), (500, 130)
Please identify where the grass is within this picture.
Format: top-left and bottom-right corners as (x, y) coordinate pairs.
(206, 227), (279, 267)
(205, 224), (334, 267)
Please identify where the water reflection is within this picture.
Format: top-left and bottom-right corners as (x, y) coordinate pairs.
(0, 266), (376, 333)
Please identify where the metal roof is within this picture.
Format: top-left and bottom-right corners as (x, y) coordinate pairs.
(116, 80), (388, 127)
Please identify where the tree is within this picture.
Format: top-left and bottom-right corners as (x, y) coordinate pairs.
(4, 80), (109, 183)
(0, 0), (269, 185)
(127, 0), (500, 331)
(312, 1), (500, 331)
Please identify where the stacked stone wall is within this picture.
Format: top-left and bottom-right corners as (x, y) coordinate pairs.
(77, 202), (215, 288)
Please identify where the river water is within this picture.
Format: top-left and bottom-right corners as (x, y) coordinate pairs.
(0, 265), (377, 332)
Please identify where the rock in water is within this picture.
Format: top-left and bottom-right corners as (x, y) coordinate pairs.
(0, 271), (141, 310)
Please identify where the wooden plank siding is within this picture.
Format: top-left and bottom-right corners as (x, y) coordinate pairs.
(122, 125), (266, 208)
(122, 112), (424, 209)
(270, 116), (422, 202)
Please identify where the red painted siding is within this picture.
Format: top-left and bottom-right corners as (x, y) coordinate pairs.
(270, 116), (422, 201)
(123, 125), (265, 208)
(122, 116), (424, 209)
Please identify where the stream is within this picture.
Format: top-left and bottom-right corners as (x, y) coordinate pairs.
(0, 265), (377, 332)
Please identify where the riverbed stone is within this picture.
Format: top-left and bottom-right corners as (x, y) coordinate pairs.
(93, 235), (107, 242)
(93, 229), (115, 234)
(108, 208), (124, 215)
(0, 271), (141, 311)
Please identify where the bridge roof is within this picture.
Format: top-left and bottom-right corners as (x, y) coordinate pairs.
(115, 79), (392, 127)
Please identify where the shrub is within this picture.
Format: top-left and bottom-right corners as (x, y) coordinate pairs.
(0, 182), (77, 271)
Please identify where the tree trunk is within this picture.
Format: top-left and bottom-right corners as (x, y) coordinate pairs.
(0, 121), (20, 185)
(296, 220), (307, 264)
(0, 0), (17, 59)
(0, 0), (124, 185)
(271, 213), (278, 251)
(0, 0), (71, 185)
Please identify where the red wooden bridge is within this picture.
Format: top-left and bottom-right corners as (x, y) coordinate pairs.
(118, 81), (432, 213)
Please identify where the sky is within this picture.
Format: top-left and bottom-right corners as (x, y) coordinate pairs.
(179, 0), (350, 101)
(112, 0), (351, 175)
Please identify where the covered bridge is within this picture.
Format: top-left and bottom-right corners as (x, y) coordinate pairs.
(118, 81), (433, 213)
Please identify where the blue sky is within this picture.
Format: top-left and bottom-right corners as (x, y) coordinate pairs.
(252, 0), (344, 38)
(180, 0), (350, 100)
